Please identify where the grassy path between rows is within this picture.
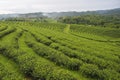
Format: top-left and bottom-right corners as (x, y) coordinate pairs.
(64, 24), (70, 33)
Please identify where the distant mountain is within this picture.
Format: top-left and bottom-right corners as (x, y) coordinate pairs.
(44, 12), (83, 18)
(19, 12), (44, 18)
(46, 8), (120, 18)
(92, 8), (120, 15)
(0, 14), (19, 19)
(0, 8), (120, 19)
(0, 12), (45, 20)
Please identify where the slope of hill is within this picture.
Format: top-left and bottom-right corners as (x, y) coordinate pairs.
(0, 21), (120, 80)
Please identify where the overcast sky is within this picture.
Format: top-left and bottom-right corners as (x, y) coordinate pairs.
(0, 0), (120, 14)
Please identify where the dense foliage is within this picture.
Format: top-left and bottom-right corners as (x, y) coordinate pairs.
(0, 21), (120, 80)
(58, 14), (120, 28)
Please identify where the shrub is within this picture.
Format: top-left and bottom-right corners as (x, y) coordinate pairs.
(26, 40), (81, 70)
(80, 64), (99, 78)
(0, 27), (16, 38)
(0, 26), (8, 32)
(98, 69), (120, 80)
(47, 69), (77, 80)
(30, 32), (52, 46)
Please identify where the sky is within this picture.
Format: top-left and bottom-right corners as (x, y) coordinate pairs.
(0, 0), (120, 14)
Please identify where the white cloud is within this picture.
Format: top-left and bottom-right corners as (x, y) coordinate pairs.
(0, 10), (15, 14)
(0, 0), (119, 13)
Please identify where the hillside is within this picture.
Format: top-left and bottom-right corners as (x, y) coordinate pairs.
(57, 9), (120, 28)
(0, 21), (120, 80)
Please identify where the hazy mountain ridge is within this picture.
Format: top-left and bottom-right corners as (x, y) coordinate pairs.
(45, 8), (120, 18)
(0, 8), (120, 19)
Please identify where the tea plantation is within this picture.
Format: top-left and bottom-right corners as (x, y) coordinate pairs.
(0, 21), (120, 80)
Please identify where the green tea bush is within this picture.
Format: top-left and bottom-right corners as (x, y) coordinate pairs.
(50, 42), (83, 58)
(32, 59), (77, 80)
(80, 64), (99, 78)
(0, 31), (78, 80)
(29, 31), (120, 72)
(98, 69), (120, 80)
(81, 55), (120, 72)
(0, 27), (16, 38)
(70, 24), (120, 38)
(80, 64), (120, 80)
(0, 64), (7, 79)
(30, 32), (53, 46)
(26, 40), (81, 70)
(46, 69), (77, 80)
(0, 26), (8, 32)
(0, 21), (120, 80)
(0, 45), (77, 80)
(17, 52), (35, 74)
(0, 63), (24, 80)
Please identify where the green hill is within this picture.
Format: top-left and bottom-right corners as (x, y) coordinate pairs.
(0, 21), (120, 80)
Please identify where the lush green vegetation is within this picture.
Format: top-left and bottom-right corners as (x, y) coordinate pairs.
(58, 14), (120, 28)
(0, 21), (120, 80)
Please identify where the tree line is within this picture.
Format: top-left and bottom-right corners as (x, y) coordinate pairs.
(58, 14), (120, 28)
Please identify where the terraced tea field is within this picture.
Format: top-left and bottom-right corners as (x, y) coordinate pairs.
(0, 21), (120, 80)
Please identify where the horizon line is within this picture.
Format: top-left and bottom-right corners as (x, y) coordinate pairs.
(0, 7), (119, 15)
